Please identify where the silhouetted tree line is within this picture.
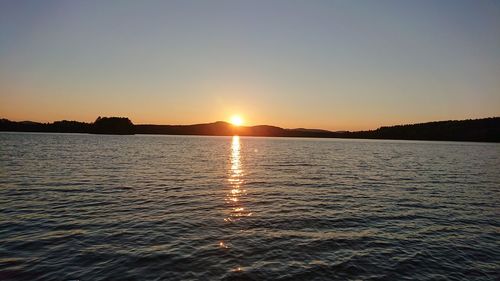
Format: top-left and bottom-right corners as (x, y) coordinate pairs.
(340, 117), (500, 142)
(1, 116), (498, 142)
(0, 117), (134, 135)
(92, 117), (134, 134)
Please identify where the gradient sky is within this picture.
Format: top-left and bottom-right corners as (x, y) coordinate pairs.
(1, 0), (499, 130)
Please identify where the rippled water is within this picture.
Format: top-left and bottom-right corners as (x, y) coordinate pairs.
(1, 132), (499, 280)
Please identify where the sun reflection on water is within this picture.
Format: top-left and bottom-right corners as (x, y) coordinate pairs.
(224, 136), (252, 222)
(220, 136), (252, 272)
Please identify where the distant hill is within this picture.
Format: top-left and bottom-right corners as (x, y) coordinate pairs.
(0, 117), (499, 142)
(135, 122), (343, 137)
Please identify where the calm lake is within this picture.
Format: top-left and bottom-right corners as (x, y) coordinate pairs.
(1, 132), (499, 280)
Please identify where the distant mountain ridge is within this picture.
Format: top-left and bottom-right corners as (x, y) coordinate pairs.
(1, 117), (499, 142)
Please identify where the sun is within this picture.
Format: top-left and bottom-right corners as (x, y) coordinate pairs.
(230, 115), (244, 126)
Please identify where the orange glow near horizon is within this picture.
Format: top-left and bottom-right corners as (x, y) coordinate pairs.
(229, 115), (244, 126)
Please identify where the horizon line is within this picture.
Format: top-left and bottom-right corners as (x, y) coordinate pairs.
(2, 115), (499, 133)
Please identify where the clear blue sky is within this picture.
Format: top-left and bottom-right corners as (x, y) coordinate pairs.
(1, 0), (499, 130)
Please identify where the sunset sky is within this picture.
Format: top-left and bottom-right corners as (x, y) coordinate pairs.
(1, 0), (499, 130)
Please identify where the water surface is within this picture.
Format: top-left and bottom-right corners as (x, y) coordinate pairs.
(1, 133), (499, 280)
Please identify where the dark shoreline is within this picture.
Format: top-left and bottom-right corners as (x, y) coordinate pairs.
(1, 116), (499, 143)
